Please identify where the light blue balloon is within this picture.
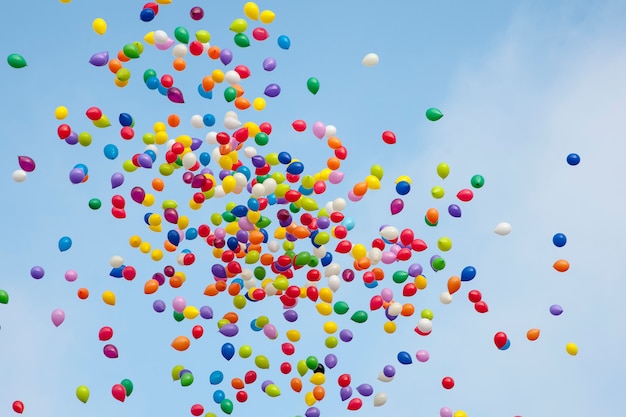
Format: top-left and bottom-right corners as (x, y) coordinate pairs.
(277, 35), (291, 50)
(103, 144), (119, 160)
(58, 236), (72, 252)
(210, 370), (224, 385)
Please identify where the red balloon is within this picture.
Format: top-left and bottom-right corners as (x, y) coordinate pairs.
(99, 326), (114, 341)
(234, 65), (251, 79)
(292, 120), (307, 132)
(57, 123), (71, 139)
(252, 27), (269, 41)
(369, 295), (383, 310)
(441, 376), (455, 389)
(280, 361), (292, 374)
(474, 301), (489, 313)
(281, 342), (295, 355)
(468, 290), (482, 303)
(400, 228), (414, 246)
(112, 384), (126, 402)
(259, 122), (272, 134)
(337, 373), (351, 387)
(244, 370), (257, 384)
(347, 398), (363, 411)
(85, 106), (102, 121)
(411, 239), (428, 252)
(494, 331), (508, 349)
(12, 401), (24, 414)
(335, 240), (352, 254)
(192, 325), (204, 339)
(402, 283), (417, 297)
(457, 189), (474, 202)
(236, 390), (248, 402)
(190, 404), (204, 416)
(381, 130), (396, 144)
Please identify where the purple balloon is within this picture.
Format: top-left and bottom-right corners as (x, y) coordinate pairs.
(264, 83), (281, 98)
(211, 264), (226, 279)
(18, 156), (36, 172)
(390, 198), (404, 215)
(261, 380), (273, 392)
(200, 305), (214, 319)
(316, 216), (330, 229)
(190, 137), (202, 151)
(110, 172), (124, 189)
(153, 300), (166, 313)
(69, 168), (85, 184)
(167, 87), (185, 103)
(137, 153), (153, 168)
(89, 51), (109, 66)
(324, 354), (338, 369)
(130, 186), (146, 204)
(356, 383), (373, 397)
(448, 204), (462, 218)
(30, 266), (45, 279)
(408, 263), (423, 277)
(262, 57), (277, 71)
(218, 323), (239, 337)
(220, 49), (233, 65)
(305, 407), (320, 417)
(383, 365), (396, 378)
(342, 269), (355, 282)
(103, 344), (119, 358)
(283, 310), (298, 322)
(339, 329), (353, 342)
(65, 131), (78, 145)
(550, 304), (563, 316)
(339, 386), (353, 401)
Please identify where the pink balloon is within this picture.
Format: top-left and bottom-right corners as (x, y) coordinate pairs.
(390, 198), (404, 215)
(51, 308), (65, 327)
(347, 190), (362, 202)
(312, 121), (326, 139)
(328, 171), (344, 184)
(172, 296), (186, 313)
(416, 350), (430, 362)
(440, 407), (453, 417)
(64, 269), (78, 282)
(381, 251), (396, 264)
(380, 288), (393, 302)
(263, 323), (278, 339)
(155, 38), (175, 50)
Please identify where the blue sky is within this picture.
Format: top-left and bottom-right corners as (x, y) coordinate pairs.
(1, 1), (626, 416)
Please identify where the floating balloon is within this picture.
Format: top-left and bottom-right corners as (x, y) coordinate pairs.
(0, 289), (8, 304)
(103, 344), (119, 358)
(58, 236), (72, 252)
(307, 77), (320, 95)
(552, 233), (567, 247)
(493, 222), (511, 236)
(12, 401), (24, 414)
(566, 153), (580, 166)
(277, 35), (291, 49)
(566, 342), (578, 356)
(17, 156), (36, 172)
(550, 304), (564, 316)
(390, 198), (404, 215)
(111, 384), (126, 402)
(7, 53), (27, 68)
(381, 131), (396, 144)
(51, 308), (65, 327)
(425, 107), (443, 121)
(92, 18), (107, 35)
(76, 385), (90, 403)
(362, 53), (379, 67)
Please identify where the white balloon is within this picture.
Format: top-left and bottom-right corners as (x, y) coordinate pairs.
(417, 318), (432, 333)
(324, 262), (341, 277)
(387, 302), (402, 317)
(241, 269), (253, 280)
(439, 292), (453, 304)
(267, 240), (280, 252)
(373, 392), (387, 407)
(212, 185), (225, 198)
(262, 178), (277, 194)
(233, 172), (248, 187)
(362, 52), (379, 67)
(145, 144), (158, 155)
(182, 152), (197, 169)
(109, 255), (124, 268)
(242, 146), (257, 158)
(265, 284), (278, 296)
(251, 183), (266, 197)
(312, 245), (327, 259)
(154, 30), (168, 44)
(494, 222), (512, 236)
(368, 248), (383, 264)
(224, 110), (239, 119)
(379, 226), (399, 241)
(223, 116), (242, 130)
(325, 125), (337, 137)
(205, 131), (218, 145)
(12, 169), (27, 182)
(327, 274), (340, 292)
(377, 372), (393, 383)
(190, 114), (204, 128)
(172, 44), (188, 58)
(224, 70), (241, 84)
(332, 198), (346, 211)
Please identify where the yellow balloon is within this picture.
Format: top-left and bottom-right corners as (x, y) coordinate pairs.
(155, 0), (171, 4)
(566, 342), (578, 356)
(395, 175), (412, 184)
(365, 175), (381, 190)
(222, 176), (236, 193)
(304, 391), (317, 406)
(151, 249), (163, 261)
(212, 69), (225, 83)
(383, 321), (397, 334)
(253, 97), (266, 111)
(59, 0), (72, 3)
(309, 372), (326, 385)
(415, 275), (428, 289)
(142, 193), (155, 207)
(92, 18), (107, 35)
(153, 121), (167, 132)
(437, 237), (452, 251)
(286, 329), (301, 342)
(453, 411), (467, 417)
(75, 385), (90, 403)
(102, 290), (116, 305)
(431, 186), (445, 199)
(183, 306), (199, 319)
(129, 235), (142, 248)
(243, 2), (260, 20)
(319, 287), (333, 303)
(259, 9), (276, 24)
(351, 243), (367, 260)
(315, 302), (332, 316)
(54, 106), (69, 120)
(437, 162), (450, 179)
(143, 31), (155, 45)
(139, 241), (152, 254)
(323, 321), (338, 334)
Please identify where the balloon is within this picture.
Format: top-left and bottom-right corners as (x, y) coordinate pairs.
(550, 304), (564, 316)
(416, 350), (430, 362)
(99, 326), (113, 341)
(121, 378), (134, 396)
(76, 385), (90, 403)
(362, 53), (379, 66)
(566, 153), (580, 166)
(494, 222), (511, 236)
(340, 386), (352, 401)
(441, 376), (455, 389)
(373, 392), (387, 406)
(553, 259), (570, 272)
(51, 308), (65, 327)
(526, 328), (540, 341)
(0, 289), (8, 304)
(219, 323), (239, 337)
(31, 266), (45, 279)
(111, 384), (126, 402)
(17, 156), (36, 172)
(89, 51), (109, 66)
(277, 35), (291, 49)
(190, 6), (204, 20)
(381, 130), (396, 144)
(244, 2), (260, 20)
(456, 189), (474, 202)
(307, 77), (320, 95)
(356, 383), (373, 396)
(448, 204), (462, 218)
(102, 290), (116, 305)
(12, 401), (24, 413)
(111, 172), (125, 188)
(167, 87), (185, 103)
(221, 342), (235, 360)
(390, 198), (404, 215)
(471, 174), (485, 188)
(566, 342), (578, 356)
(397, 351), (412, 364)
(347, 398), (362, 410)
(12, 170), (27, 182)
(58, 236), (72, 252)
(494, 331), (508, 349)
(171, 336), (191, 351)
(460, 266), (476, 282)
(425, 107), (443, 121)
(552, 233), (567, 247)
(7, 53), (27, 68)
(440, 407), (453, 417)
(103, 344), (119, 358)
(92, 18), (107, 35)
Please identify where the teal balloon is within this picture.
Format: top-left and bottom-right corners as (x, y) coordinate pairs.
(307, 77), (320, 95)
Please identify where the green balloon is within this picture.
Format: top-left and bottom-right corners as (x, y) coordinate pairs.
(220, 399), (234, 414)
(221, 211), (236, 222)
(471, 174), (485, 189)
(432, 257), (446, 271)
(0, 289), (9, 304)
(392, 270), (409, 284)
(173, 311), (185, 322)
(289, 202), (300, 213)
(305, 355), (319, 370)
(234, 33), (250, 48)
(224, 87), (237, 102)
(253, 266), (266, 280)
(7, 53), (27, 68)
(333, 301), (349, 315)
(75, 385), (90, 403)
(425, 107), (444, 121)
(123, 44), (140, 59)
(120, 379), (133, 396)
(307, 77), (320, 95)
(351, 310), (368, 323)
(88, 198), (101, 210)
(307, 256), (319, 268)
(143, 68), (157, 83)
(295, 252), (311, 266)
(255, 216), (271, 228)
(265, 383), (281, 397)
(297, 359), (308, 376)
(254, 132), (269, 146)
(180, 372), (194, 386)
(174, 26), (190, 44)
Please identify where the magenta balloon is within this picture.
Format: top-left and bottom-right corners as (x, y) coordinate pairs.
(130, 186), (146, 204)
(18, 156), (36, 172)
(167, 87), (185, 103)
(220, 49), (233, 65)
(163, 208), (179, 224)
(390, 198), (404, 215)
(89, 51), (109, 66)
(218, 323), (239, 337)
(51, 308), (65, 327)
(111, 172), (124, 188)
(103, 344), (119, 358)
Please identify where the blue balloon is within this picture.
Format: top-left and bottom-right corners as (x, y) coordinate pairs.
(221, 343), (235, 361)
(277, 35), (291, 50)
(500, 339), (511, 350)
(278, 151), (292, 164)
(231, 205), (248, 218)
(395, 181), (411, 195)
(461, 266), (476, 282)
(397, 351), (413, 365)
(118, 113), (133, 126)
(146, 76), (160, 90)
(227, 236), (239, 250)
(247, 198), (260, 211)
(250, 318), (262, 331)
(103, 144), (119, 160)
(58, 236), (72, 252)
(286, 161), (304, 175)
(167, 229), (180, 246)
(212, 389), (225, 402)
(364, 280), (378, 289)
(566, 153), (580, 166)
(197, 84), (213, 99)
(145, 149), (157, 162)
(110, 266), (125, 278)
(320, 251), (333, 266)
(185, 228), (198, 240)
(199, 152), (211, 166)
(210, 371), (224, 385)
(552, 233), (567, 247)
(139, 8), (155, 22)
(203, 113), (216, 126)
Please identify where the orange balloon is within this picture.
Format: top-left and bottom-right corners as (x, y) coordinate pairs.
(108, 59), (123, 74)
(164, 240), (177, 252)
(144, 279), (159, 294)
(401, 303), (415, 317)
(202, 76), (215, 92)
(292, 226), (310, 239)
(171, 336), (191, 351)
(426, 208), (439, 224)
(290, 377), (303, 393)
(232, 84), (244, 97)
(117, 50), (130, 62)
(356, 256), (371, 270)
(204, 284), (219, 296)
(249, 230), (265, 244)
(231, 378), (245, 389)
(312, 386), (325, 401)
(169, 275), (183, 288)
(447, 276), (461, 294)
(353, 182), (368, 197)
(167, 114), (180, 127)
(77, 287), (90, 299)
(228, 282), (242, 296)
(152, 178), (165, 191)
(234, 97), (251, 110)
(327, 136), (342, 149)
(527, 328), (540, 341)
(260, 254), (274, 266)
(208, 46), (221, 59)
(326, 157), (341, 170)
(553, 259), (570, 272)
(215, 280), (227, 292)
(223, 311), (239, 323)
(172, 57), (186, 71)
(372, 268), (385, 280)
